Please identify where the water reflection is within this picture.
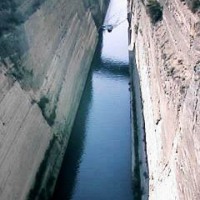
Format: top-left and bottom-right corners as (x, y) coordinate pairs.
(89, 31), (129, 82)
(52, 71), (93, 200)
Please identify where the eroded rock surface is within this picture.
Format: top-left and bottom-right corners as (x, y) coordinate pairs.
(129, 0), (200, 199)
(0, 0), (108, 199)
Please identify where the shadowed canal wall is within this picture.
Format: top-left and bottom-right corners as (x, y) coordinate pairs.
(0, 0), (108, 199)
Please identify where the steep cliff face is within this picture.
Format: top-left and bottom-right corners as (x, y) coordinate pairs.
(129, 0), (200, 199)
(0, 0), (108, 199)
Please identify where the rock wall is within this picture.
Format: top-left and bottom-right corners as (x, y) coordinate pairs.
(0, 0), (108, 199)
(129, 0), (200, 199)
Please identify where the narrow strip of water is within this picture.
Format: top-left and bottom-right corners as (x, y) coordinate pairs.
(52, 1), (133, 199)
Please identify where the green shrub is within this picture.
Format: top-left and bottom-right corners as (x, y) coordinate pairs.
(37, 96), (56, 126)
(146, 0), (163, 24)
(38, 96), (49, 113)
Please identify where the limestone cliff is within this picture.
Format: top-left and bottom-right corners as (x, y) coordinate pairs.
(0, 0), (108, 199)
(129, 0), (200, 199)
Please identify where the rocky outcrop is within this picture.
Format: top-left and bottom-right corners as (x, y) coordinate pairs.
(129, 0), (200, 199)
(0, 0), (108, 199)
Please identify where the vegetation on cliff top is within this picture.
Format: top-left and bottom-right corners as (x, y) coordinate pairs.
(146, 0), (163, 24)
(0, 0), (47, 36)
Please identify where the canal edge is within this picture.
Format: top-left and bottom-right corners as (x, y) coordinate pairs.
(128, 7), (149, 200)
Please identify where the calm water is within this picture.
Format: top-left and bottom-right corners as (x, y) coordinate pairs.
(52, 0), (133, 199)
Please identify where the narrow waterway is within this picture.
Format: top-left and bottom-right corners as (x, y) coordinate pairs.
(52, 0), (133, 199)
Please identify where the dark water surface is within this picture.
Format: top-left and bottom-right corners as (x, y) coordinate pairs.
(52, 0), (133, 199)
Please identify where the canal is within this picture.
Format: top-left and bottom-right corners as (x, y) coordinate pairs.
(52, 0), (133, 199)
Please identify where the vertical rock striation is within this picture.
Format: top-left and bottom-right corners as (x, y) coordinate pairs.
(129, 0), (200, 199)
(0, 0), (109, 199)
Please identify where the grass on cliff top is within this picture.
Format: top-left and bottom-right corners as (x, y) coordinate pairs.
(146, 0), (163, 24)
